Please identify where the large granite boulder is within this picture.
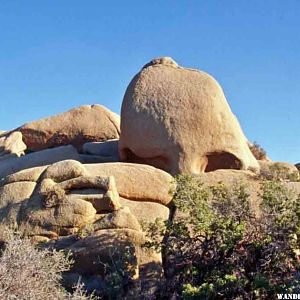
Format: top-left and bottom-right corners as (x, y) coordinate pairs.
(17, 105), (120, 151)
(119, 57), (259, 175)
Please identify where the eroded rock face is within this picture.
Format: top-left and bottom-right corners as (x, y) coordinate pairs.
(120, 57), (259, 175)
(0, 145), (80, 179)
(18, 105), (120, 151)
(0, 160), (171, 293)
(0, 131), (26, 160)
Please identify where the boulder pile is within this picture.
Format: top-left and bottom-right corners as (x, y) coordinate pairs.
(0, 57), (298, 297)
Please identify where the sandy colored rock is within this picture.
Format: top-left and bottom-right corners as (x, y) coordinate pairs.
(0, 203), (22, 227)
(3, 166), (47, 185)
(63, 176), (121, 212)
(0, 181), (36, 227)
(18, 104), (120, 151)
(0, 181), (36, 208)
(85, 162), (175, 205)
(68, 189), (114, 212)
(42, 160), (88, 183)
(120, 57), (259, 175)
(0, 131), (26, 158)
(119, 197), (170, 224)
(22, 195), (96, 231)
(83, 139), (119, 158)
(0, 145), (80, 179)
(93, 207), (142, 231)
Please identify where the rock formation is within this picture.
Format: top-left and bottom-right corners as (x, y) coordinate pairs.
(0, 131), (26, 161)
(119, 57), (259, 175)
(17, 104), (120, 151)
(0, 159), (173, 294)
(0, 58), (298, 298)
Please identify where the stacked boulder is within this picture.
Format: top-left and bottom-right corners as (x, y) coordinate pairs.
(0, 105), (121, 178)
(0, 57), (299, 297)
(119, 57), (259, 175)
(0, 159), (174, 293)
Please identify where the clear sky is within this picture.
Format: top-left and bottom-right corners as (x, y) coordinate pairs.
(0, 1), (299, 163)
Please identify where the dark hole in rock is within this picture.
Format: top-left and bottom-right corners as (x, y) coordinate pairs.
(122, 148), (170, 172)
(205, 152), (242, 172)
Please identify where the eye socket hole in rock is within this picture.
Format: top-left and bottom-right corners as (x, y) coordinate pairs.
(122, 148), (170, 172)
(205, 152), (242, 172)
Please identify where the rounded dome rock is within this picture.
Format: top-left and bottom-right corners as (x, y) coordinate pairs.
(119, 57), (259, 175)
(142, 57), (179, 69)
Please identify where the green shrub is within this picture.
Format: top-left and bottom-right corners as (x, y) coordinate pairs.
(145, 175), (300, 299)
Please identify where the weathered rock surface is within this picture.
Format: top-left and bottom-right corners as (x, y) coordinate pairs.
(119, 197), (170, 224)
(18, 105), (120, 151)
(2, 166), (47, 185)
(93, 207), (142, 231)
(0, 157), (170, 296)
(0, 160), (172, 234)
(0, 181), (36, 207)
(85, 162), (175, 205)
(295, 163), (300, 172)
(42, 160), (88, 183)
(0, 131), (26, 159)
(120, 57), (259, 175)
(22, 195), (97, 232)
(0, 145), (80, 179)
(83, 139), (119, 158)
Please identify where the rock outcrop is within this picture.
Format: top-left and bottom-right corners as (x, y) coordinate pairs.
(1, 58), (292, 298)
(0, 131), (26, 161)
(0, 145), (80, 179)
(119, 57), (259, 175)
(0, 159), (172, 294)
(17, 105), (120, 151)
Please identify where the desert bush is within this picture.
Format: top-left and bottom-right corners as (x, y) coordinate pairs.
(249, 141), (267, 160)
(145, 175), (300, 299)
(0, 227), (96, 300)
(99, 244), (138, 299)
(259, 162), (300, 182)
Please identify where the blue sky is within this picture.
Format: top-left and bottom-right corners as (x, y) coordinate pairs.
(0, 1), (299, 163)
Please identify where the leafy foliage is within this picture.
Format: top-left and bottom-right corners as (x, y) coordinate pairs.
(145, 175), (300, 299)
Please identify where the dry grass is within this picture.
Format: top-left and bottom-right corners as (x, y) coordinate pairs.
(0, 226), (96, 300)
(249, 141), (267, 160)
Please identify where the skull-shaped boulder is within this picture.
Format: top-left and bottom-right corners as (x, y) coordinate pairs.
(119, 57), (259, 175)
